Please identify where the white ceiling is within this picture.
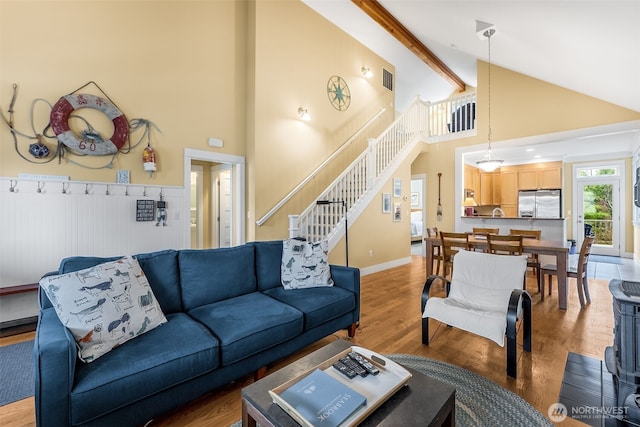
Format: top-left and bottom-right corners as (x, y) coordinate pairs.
(303, 0), (640, 165)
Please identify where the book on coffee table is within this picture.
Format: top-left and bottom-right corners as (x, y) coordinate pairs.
(269, 346), (412, 427)
(278, 368), (366, 427)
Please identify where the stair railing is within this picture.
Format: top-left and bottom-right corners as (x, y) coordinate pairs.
(255, 107), (387, 226)
(290, 97), (430, 244)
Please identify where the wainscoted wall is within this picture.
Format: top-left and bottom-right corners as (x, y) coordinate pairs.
(0, 177), (188, 322)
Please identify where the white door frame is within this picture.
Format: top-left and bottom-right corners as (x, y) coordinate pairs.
(572, 160), (625, 256)
(190, 165), (204, 249)
(184, 149), (245, 247)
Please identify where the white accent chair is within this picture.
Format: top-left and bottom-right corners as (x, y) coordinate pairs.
(421, 249), (531, 378)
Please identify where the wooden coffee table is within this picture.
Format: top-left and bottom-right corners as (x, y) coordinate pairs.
(241, 339), (455, 427)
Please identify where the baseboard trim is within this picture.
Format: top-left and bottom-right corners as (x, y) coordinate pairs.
(360, 256), (412, 276)
(0, 316), (38, 337)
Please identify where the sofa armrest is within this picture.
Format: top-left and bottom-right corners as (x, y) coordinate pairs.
(421, 275), (450, 312)
(330, 265), (360, 324)
(35, 308), (77, 427)
(329, 265), (360, 294)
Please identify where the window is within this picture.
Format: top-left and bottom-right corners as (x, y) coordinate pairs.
(576, 166), (618, 178)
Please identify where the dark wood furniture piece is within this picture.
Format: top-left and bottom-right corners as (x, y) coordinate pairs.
(424, 236), (571, 309)
(426, 227), (442, 275)
(439, 231), (470, 278)
(509, 229), (542, 293)
(541, 235), (595, 307)
(487, 234), (523, 255)
(241, 339), (455, 427)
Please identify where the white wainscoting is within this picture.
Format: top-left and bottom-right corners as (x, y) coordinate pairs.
(0, 177), (188, 322)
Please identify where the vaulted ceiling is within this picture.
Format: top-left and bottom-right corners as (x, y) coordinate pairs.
(303, 0), (640, 164)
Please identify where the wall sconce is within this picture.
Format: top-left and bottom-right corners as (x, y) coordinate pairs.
(361, 67), (373, 78)
(297, 107), (311, 121)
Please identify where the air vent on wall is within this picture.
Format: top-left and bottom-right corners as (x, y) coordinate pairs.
(382, 68), (393, 91)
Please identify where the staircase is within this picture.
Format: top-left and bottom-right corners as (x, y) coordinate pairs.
(282, 92), (477, 252)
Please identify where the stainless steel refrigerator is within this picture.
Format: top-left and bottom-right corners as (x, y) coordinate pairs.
(518, 189), (562, 218)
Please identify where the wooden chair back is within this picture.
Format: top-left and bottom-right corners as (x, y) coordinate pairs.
(472, 227), (499, 237)
(509, 229), (541, 240)
(487, 234), (523, 256)
(440, 232), (470, 277)
(426, 227), (442, 275)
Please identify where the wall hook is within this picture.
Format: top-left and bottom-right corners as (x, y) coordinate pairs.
(62, 182), (69, 194)
(37, 181), (44, 193)
(143, 187), (147, 197)
(85, 184), (89, 195)
(105, 185), (110, 196)
(125, 186), (129, 196)
(9, 180), (17, 192)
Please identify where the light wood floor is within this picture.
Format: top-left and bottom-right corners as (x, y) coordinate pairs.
(0, 255), (611, 427)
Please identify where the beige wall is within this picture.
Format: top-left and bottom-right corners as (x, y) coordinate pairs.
(414, 61), (640, 247)
(0, 0), (403, 269)
(0, 1), (248, 184)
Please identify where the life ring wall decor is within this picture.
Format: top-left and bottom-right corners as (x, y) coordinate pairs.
(50, 94), (129, 155)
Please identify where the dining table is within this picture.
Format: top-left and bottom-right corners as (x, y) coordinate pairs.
(424, 235), (571, 310)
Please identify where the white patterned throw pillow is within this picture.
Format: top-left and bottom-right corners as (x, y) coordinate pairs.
(281, 239), (334, 289)
(39, 256), (167, 363)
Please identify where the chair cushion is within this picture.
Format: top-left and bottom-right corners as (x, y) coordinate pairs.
(423, 250), (527, 346)
(70, 312), (218, 425)
(424, 297), (507, 346)
(188, 292), (303, 366)
(447, 250), (527, 312)
(263, 286), (355, 330)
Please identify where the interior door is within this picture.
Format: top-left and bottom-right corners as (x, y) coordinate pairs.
(212, 165), (232, 248)
(576, 178), (619, 256)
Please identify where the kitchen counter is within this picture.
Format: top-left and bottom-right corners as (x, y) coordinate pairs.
(459, 216), (566, 241)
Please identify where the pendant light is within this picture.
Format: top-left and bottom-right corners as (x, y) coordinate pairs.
(476, 27), (503, 173)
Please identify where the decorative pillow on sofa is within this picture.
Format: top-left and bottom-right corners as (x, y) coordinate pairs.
(281, 239), (334, 289)
(39, 256), (167, 363)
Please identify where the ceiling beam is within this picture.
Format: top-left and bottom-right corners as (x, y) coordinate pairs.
(352, 0), (466, 92)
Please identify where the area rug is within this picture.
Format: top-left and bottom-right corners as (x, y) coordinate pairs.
(590, 255), (623, 265)
(231, 354), (552, 427)
(0, 340), (34, 406)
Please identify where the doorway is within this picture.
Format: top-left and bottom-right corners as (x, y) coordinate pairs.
(410, 174), (426, 255)
(573, 161), (624, 256)
(184, 149), (245, 249)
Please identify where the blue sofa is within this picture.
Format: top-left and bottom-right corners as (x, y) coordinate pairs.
(34, 240), (360, 427)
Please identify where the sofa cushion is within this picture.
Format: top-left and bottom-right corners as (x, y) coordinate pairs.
(49, 250), (182, 313)
(188, 292), (303, 366)
(70, 312), (218, 425)
(263, 286), (355, 330)
(179, 245), (257, 310)
(39, 256), (168, 363)
(252, 240), (284, 291)
(281, 239), (334, 289)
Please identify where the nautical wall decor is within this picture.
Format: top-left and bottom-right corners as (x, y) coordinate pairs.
(1, 81), (161, 177)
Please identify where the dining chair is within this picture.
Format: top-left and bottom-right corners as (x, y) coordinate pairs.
(541, 236), (595, 307)
(488, 234), (526, 288)
(426, 227), (442, 275)
(472, 228), (499, 252)
(509, 229), (542, 293)
(487, 234), (524, 256)
(439, 232), (470, 278)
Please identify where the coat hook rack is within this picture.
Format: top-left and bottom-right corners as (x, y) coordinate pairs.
(9, 180), (17, 192)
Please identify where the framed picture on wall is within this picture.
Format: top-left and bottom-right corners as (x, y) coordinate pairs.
(411, 192), (420, 207)
(382, 193), (391, 213)
(393, 178), (401, 197)
(393, 203), (402, 222)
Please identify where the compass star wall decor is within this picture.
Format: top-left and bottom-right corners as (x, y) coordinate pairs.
(326, 75), (351, 111)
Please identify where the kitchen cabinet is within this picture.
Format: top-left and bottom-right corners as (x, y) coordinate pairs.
(464, 164), (481, 196)
(479, 172), (501, 205)
(517, 163), (562, 190)
(500, 171), (518, 205)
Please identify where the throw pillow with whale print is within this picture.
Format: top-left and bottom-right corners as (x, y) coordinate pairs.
(281, 239), (334, 289)
(39, 256), (167, 363)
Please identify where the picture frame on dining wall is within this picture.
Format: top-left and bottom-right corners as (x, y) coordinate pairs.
(393, 178), (401, 197)
(382, 193), (391, 213)
(393, 203), (402, 222)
